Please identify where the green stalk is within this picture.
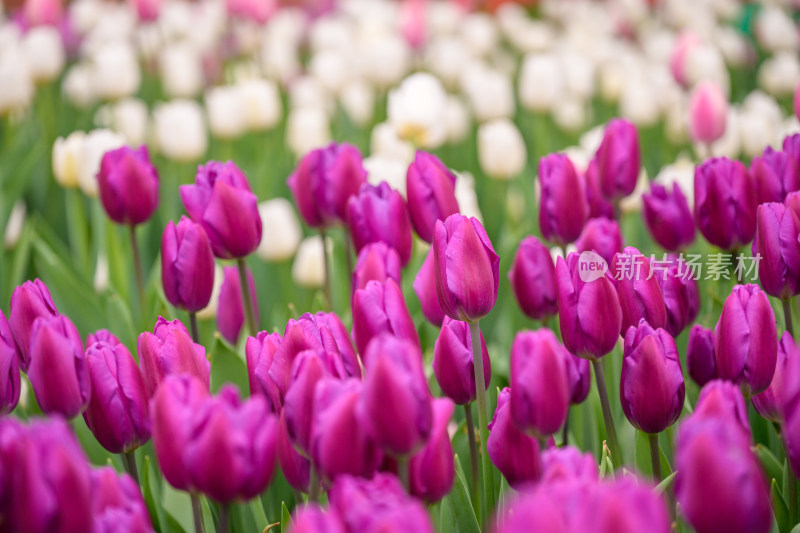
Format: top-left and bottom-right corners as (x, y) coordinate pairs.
(397, 456), (410, 493)
(189, 311), (200, 344)
(121, 450), (139, 486)
(469, 321), (495, 523)
(592, 359), (622, 468)
(190, 493), (205, 533)
(129, 224), (145, 314)
(217, 504), (229, 533)
(648, 433), (662, 482)
(783, 298), (794, 339)
(464, 404), (481, 522)
(236, 258), (258, 336)
(319, 228), (333, 310)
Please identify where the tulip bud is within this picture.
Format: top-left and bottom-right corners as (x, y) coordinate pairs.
(413, 247), (445, 326)
(753, 202), (800, 300)
(477, 119), (527, 180)
(508, 236), (558, 321)
(161, 216), (215, 313)
(573, 478), (673, 533)
(538, 153), (589, 246)
(83, 342), (150, 453)
(594, 119), (641, 201)
(694, 157), (757, 250)
(751, 147), (800, 205)
(510, 329), (571, 437)
(388, 72), (448, 150)
(289, 505), (346, 533)
(687, 325), (717, 387)
(785, 134), (800, 166)
(781, 350), (800, 477)
(694, 380), (752, 440)
(97, 146), (159, 226)
(0, 311), (20, 415)
(433, 317), (491, 405)
(314, 312), (360, 379)
(347, 182), (413, 266)
(91, 467), (153, 532)
(753, 332), (797, 423)
(86, 329), (121, 347)
(137, 316), (210, 397)
(494, 486), (568, 533)
(278, 410), (310, 493)
(566, 352), (591, 405)
(409, 398), (455, 503)
(8, 278), (58, 371)
(620, 321), (684, 434)
(352, 242), (402, 294)
(405, 151), (460, 243)
(642, 183), (695, 251)
(715, 284), (778, 396)
(612, 247), (667, 335)
(583, 160), (616, 220)
(540, 445), (599, 484)
(555, 253), (622, 359)
(487, 387), (542, 489)
(217, 265), (259, 345)
(574, 217), (624, 266)
(352, 279), (419, 360)
(433, 214), (500, 322)
(180, 161), (262, 259)
(688, 82), (728, 145)
(246, 331), (282, 412)
(656, 256), (700, 338)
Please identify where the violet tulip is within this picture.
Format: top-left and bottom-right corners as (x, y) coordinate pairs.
(656, 256), (700, 338)
(781, 352), (800, 477)
(180, 160), (262, 259)
(508, 236), (558, 321)
(413, 247), (445, 326)
(277, 410), (310, 493)
(289, 506), (346, 533)
(406, 151), (460, 243)
(432, 317), (491, 405)
(347, 182), (413, 265)
(752, 202), (800, 300)
(161, 216), (215, 313)
(594, 118), (641, 202)
(642, 183), (695, 251)
(583, 160), (616, 219)
(566, 352), (591, 405)
(538, 153), (589, 246)
(715, 284), (778, 396)
(217, 265), (259, 344)
(687, 325), (717, 387)
(409, 398), (455, 503)
(8, 278), (57, 371)
(91, 467), (154, 533)
(245, 331), (282, 412)
(433, 214), (500, 323)
(487, 387), (542, 489)
(694, 157), (757, 250)
(352, 242), (402, 294)
(751, 147), (800, 205)
(314, 312), (360, 378)
(573, 478), (672, 533)
(574, 217), (624, 267)
(0, 311), (20, 415)
(87, 329), (121, 346)
(612, 247), (667, 335)
(540, 446), (598, 483)
(784, 133), (800, 165)
(352, 279), (420, 359)
(494, 487), (569, 533)
(97, 146), (159, 226)
(693, 380), (752, 440)
(753, 332), (797, 423)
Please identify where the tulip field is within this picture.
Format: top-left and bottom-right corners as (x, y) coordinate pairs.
(4, 0), (800, 532)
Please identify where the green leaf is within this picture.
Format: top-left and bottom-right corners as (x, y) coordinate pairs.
(755, 444), (784, 484)
(438, 454), (480, 533)
(772, 478), (790, 533)
(162, 483), (193, 533)
(248, 498), (268, 531)
(655, 471), (677, 495)
(141, 455), (166, 533)
(599, 443), (613, 479)
(209, 335), (250, 394)
(281, 502), (292, 533)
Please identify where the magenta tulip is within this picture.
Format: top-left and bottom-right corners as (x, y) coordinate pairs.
(413, 246), (445, 326)
(97, 146), (159, 225)
(642, 183), (695, 251)
(612, 247), (667, 335)
(352, 279), (419, 360)
(91, 467), (153, 533)
(753, 332), (797, 423)
(694, 157), (757, 250)
(575, 217), (624, 268)
(137, 317), (210, 397)
(352, 242), (402, 294)
(347, 182), (413, 265)
(406, 151), (460, 243)
(752, 202), (800, 300)
(8, 278), (57, 371)
(487, 387), (542, 489)
(538, 153), (589, 246)
(217, 265), (259, 344)
(409, 398), (455, 503)
(0, 311), (20, 415)
(161, 216), (215, 313)
(508, 236), (558, 321)
(751, 147), (800, 205)
(594, 119), (641, 202)
(432, 317), (491, 405)
(245, 331), (282, 412)
(687, 325), (717, 387)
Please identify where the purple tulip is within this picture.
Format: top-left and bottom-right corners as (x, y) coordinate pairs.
(180, 160), (262, 259)
(656, 256), (700, 338)
(8, 278), (58, 371)
(82, 342), (150, 453)
(487, 387), (542, 489)
(433, 214), (500, 323)
(784, 133), (800, 165)
(413, 247), (445, 327)
(538, 153), (589, 246)
(91, 467), (153, 533)
(751, 147), (800, 204)
(161, 216), (215, 313)
(245, 331), (282, 412)
(583, 160), (616, 219)
(432, 317), (491, 405)
(594, 118), (641, 202)
(540, 446), (598, 484)
(694, 380), (751, 441)
(612, 247), (667, 335)
(566, 352), (591, 404)
(555, 252), (622, 359)
(781, 351), (800, 477)
(510, 329), (570, 437)
(573, 478), (672, 533)
(137, 317), (210, 397)
(575, 217), (624, 266)
(352, 242), (402, 294)
(97, 146), (159, 226)
(642, 183), (695, 251)
(27, 314), (89, 418)
(347, 182), (413, 265)
(687, 325), (717, 387)
(277, 410), (310, 493)
(494, 485), (570, 533)
(314, 312), (360, 378)
(87, 329), (121, 347)
(715, 284), (778, 396)
(287, 142), (368, 227)
(753, 332), (797, 423)
(0, 311), (20, 415)
(352, 279), (419, 360)
(406, 151), (460, 243)
(508, 236), (558, 321)
(752, 202), (800, 300)
(409, 398), (455, 503)
(217, 265), (259, 345)
(694, 157), (757, 250)
(289, 505), (346, 533)
(0, 417), (22, 518)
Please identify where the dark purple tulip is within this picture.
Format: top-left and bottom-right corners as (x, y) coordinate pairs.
(217, 265), (259, 345)
(656, 256), (700, 337)
(433, 214), (500, 323)
(82, 342), (150, 453)
(784, 133), (800, 165)
(583, 160), (616, 219)
(347, 182), (413, 265)
(538, 153), (589, 246)
(161, 216), (215, 313)
(362, 334), (432, 456)
(352, 279), (419, 360)
(406, 151), (460, 243)
(575, 217), (624, 266)
(137, 317), (210, 397)
(642, 183), (695, 251)
(752, 202), (800, 300)
(27, 314), (89, 418)
(781, 352), (800, 477)
(87, 329), (121, 346)
(620, 320), (684, 433)
(277, 410), (310, 493)
(715, 284), (778, 396)
(180, 160), (262, 259)
(565, 352), (591, 404)
(289, 505), (346, 533)
(573, 478), (672, 533)
(287, 142), (367, 227)
(612, 247), (667, 335)
(245, 331), (282, 412)
(432, 317), (491, 405)
(0, 311), (20, 415)
(753, 332), (797, 423)
(694, 157), (757, 250)
(97, 146), (159, 225)
(91, 467), (153, 533)
(8, 278), (58, 371)
(314, 312), (360, 378)
(311, 378), (382, 482)
(508, 236), (558, 321)
(352, 242), (402, 294)
(687, 325), (717, 387)
(594, 118), (641, 201)
(694, 380), (751, 441)
(413, 247), (445, 327)
(540, 445), (598, 484)
(487, 387), (542, 489)
(409, 398), (455, 503)
(555, 252), (623, 359)
(510, 329), (570, 436)
(751, 147), (800, 204)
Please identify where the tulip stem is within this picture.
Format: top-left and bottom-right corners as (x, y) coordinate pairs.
(121, 450), (140, 486)
(319, 229), (333, 310)
(561, 409), (569, 446)
(190, 493), (205, 533)
(470, 321), (495, 523)
(308, 466), (321, 502)
(218, 504), (229, 533)
(397, 456), (410, 492)
(129, 224), (145, 312)
(189, 312), (200, 344)
(236, 258), (258, 336)
(464, 404), (481, 521)
(783, 299), (795, 339)
(592, 359), (622, 468)
(343, 226), (353, 282)
(784, 433), (798, 525)
(648, 433), (662, 482)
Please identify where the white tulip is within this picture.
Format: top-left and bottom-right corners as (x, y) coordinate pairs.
(94, 252), (109, 293)
(554, 98), (588, 132)
(264, 7), (306, 46)
(21, 27), (64, 83)
(239, 79), (282, 132)
(69, 0), (103, 35)
(370, 122), (414, 164)
(620, 75), (660, 127)
(738, 110), (778, 159)
(52, 131), (86, 189)
(310, 50), (350, 94)
(363, 155), (408, 197)
(111, 98), (149, 146)
(387, 72), (447, 149)
(360, 33), (411, 89)
(91, 42), (140, 100)
(289, 76), (331, 113)
(758, 52), (800, 97)
(550, 243), (577, 263)
(453, 171), (482, 223)
(685, 44), (730, 95)
(477, 119), (526, 180)
(286, 106), (331, 159)
(0, 51), (33, 115)
(755, 6), (799, 53)
(153, 99), (208, 162)
(62, 64), (96, 109)
(78, 129), (126, 197)
(340, 79), (375, 128)
(425, 37), (471, 89)
(713, 26), (751, 68)
(460, 13), (498, 58)
(445, 96), (470, 144)
(260, 41), (300, 85)
(4, 201), (26, 250)
(462, 64), (515, 122)
(197, 265), (223, 320)
(161, 43), (203, 98)
(519, 53), (563, 113)
(205, 85), (246, 140)
(309, 15), (352, 53)
(292, 236), (330, 289)
(560, 50), (595, 100)
(579, 125), (605, 155)
(708, 107), (741, 159)
(256, 199), (303, 262)
(425, 0), (463, 37)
